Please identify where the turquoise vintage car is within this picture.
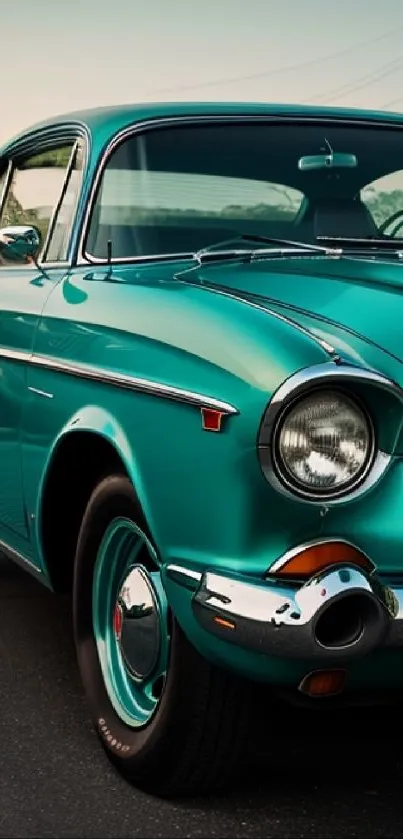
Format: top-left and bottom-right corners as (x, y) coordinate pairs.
(1, 101), (403, 796)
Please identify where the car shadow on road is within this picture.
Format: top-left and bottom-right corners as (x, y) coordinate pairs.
(1, 553), (403, 839)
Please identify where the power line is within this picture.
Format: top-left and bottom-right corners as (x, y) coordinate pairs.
(307, 56), (402, 102)
(146, 24), (403, 94)
(306, 56), (403, 104)
(381, 95), (403, 109)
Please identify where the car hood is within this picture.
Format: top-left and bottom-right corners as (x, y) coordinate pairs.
(187, 254), (403, 369)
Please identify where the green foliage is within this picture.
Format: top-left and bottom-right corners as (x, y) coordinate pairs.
(21, 146), (73, 171)
(363, 189), (403, 227)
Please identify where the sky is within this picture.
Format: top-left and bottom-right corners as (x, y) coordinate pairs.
(1, 0), (403, 144)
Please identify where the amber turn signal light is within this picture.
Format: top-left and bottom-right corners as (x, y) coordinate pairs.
(213, 616), (236, 630)
(299, 669), (346, 697)
(270, 541), (374, 578)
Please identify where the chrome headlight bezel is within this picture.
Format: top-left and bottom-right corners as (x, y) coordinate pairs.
(259, 385), (377, 502)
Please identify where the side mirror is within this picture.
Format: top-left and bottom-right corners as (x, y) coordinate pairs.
(0, 225), (42, 263)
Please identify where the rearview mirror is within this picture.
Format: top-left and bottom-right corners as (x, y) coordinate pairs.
(0, 225), (42, 263)
(298, 153), (358, 171)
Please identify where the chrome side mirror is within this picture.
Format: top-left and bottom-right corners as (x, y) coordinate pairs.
(0, 225), (42, 263)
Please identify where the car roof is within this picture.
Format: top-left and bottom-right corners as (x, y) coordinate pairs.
(2, 101), (403, 155)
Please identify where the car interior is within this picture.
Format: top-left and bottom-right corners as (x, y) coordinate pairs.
(85, 120), (403, 260)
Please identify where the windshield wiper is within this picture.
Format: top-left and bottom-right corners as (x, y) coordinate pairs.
(317, 235), (403, 252)
(195, 234), (340, 263)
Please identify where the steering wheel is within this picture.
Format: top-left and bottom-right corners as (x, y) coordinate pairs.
(378, 209), (403, 237)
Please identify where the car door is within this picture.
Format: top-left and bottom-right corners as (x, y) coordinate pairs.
(0, 136), (83, 556)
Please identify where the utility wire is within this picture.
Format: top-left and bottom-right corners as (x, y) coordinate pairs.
(306, 56), (403, 104)
(381, 95), (403, 109)
(147, 24), (403, 94)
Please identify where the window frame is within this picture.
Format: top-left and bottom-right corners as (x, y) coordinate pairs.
(0, 160), (13, 209)
(42, 140), (82, 262)
(0, 127), (88, 268)
(79, 113), (403, 267)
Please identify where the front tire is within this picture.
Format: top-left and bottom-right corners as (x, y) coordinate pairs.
(73, 474), (255, 797)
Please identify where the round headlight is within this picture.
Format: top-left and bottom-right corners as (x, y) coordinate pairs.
(274, 390), (373, 497)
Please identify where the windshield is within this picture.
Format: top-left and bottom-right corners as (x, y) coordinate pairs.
(85, 120), (403, 261)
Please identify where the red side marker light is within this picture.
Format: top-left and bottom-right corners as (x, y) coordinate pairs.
(114, 603), (123, 640)
(201, 408), (224, 432)
(299, 669), (346, 697)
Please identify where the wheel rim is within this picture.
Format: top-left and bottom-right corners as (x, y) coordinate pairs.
(92, 517), (170, 727)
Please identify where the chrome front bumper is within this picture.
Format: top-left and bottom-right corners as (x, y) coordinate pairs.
(166, 562), (403, 660)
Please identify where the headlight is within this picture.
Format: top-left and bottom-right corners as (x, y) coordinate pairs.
(272, 390), (374, 498)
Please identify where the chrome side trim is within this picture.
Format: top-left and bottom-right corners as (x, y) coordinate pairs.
(0, 346), (238, 416)
(0, 538), (42, 576)
(257, 361), (402, 505)
(28, 386), (53, 399)
(191, 283), (338, 358)
(0, 348), (29, 364)
(233, 291), (403, 367)
(268, 537), (376, 575)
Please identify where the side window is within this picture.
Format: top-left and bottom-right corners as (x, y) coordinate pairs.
(45, 143), (84, 262)
(361, 170), (403, 235)
(0, 164), (10, 208)
(0, 144), (76, 261)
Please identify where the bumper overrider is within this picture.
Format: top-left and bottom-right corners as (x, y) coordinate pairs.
(166, 561), (403, 661)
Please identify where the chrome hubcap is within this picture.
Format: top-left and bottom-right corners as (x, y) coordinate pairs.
(115, 566), (161, 681)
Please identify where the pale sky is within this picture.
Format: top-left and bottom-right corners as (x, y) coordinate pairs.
(2, 0), (403, 144)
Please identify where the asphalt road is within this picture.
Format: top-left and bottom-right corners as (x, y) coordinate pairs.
(1, 553), (403, 839)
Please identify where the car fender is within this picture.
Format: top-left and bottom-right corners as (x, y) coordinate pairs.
(35, 404), (159, 562)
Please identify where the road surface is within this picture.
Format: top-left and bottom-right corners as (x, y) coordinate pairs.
(1, 554), (402, 838)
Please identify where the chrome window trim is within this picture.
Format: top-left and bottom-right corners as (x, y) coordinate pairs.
(0, 124), (90, 270)
(42, 140), (80, 262)
(0, 159), (13, 215)
(0, 262), (70, 272)
(0, 345), (238, 416)
(78, 113), (403, 267)
(38, 261), (71, 270)
(4, 122), (90, 162)
(257, 361), (401, 505)
(77, 251), (195, 267)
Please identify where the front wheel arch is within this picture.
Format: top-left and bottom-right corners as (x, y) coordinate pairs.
(36, 406), (160, 592)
